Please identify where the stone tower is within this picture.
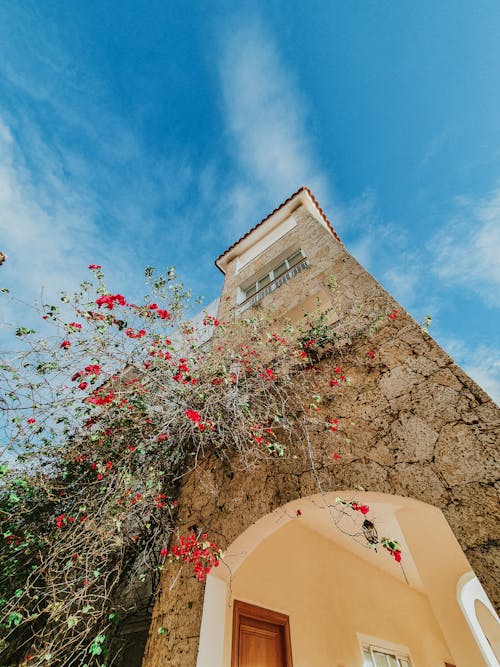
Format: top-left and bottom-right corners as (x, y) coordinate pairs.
(142, 188), (499, 667)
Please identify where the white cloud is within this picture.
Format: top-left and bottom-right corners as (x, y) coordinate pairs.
(439, 338), (500, 405)
(217, 17), (334, 230)
(430, 188), (500, 307)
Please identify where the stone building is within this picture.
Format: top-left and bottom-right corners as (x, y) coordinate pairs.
(142, 187), (499, 667)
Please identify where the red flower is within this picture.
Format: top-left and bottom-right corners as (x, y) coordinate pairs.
(388, 308), (398, 320)
(88, 264), (101, 270)
(352, 502), (370, 515)
(69, 322), (82, 330)
(333, 452), (340, 460)
(78, 381), (88, 391)
(296, 509), (302, 517)
(148, 303), (158, 309)
(60, 340), (71, 349)
(84, 364), (101, 375)
(95, 294), (127, 310)
(366, 350), (375, 359)
(185, 409), (201, 423)
(156, 309), (171, 320)
(97, 473), (103, 481)
(26, 418), (36, 424)
(105, 461), (112, 470)
(125, 327), (146, 339)
(157, 433), (169, 442)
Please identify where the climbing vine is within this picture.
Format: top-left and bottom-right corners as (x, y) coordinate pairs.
(0, 265), (401, 666)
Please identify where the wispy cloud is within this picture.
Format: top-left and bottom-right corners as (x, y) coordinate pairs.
(430, 188), (500, 308)
(439, 337), (500, 405)
(217, 15), (334, 232)
(0, 118), (102, 303)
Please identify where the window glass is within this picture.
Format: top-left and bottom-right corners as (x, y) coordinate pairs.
(245, 284), (256, 299)
(373, 651), (389, 667)
(258, 274), (270, 289)
(287, 250), (303, 266)
(273, 262), (287, 278)
(362, 646), (411, 667)
(363, 649), (374, 666)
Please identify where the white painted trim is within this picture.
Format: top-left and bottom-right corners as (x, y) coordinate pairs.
(357, 633), (414, 666)
(216, 188), (332, 273)
(196, 575), (227, 667)
(235, 215), (297, 273)
(457, 572), (500, 667)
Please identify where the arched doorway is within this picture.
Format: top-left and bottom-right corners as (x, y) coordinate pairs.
(197, 492), (497, 667)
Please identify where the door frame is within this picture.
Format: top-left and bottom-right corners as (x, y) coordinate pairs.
(231, 600), (293, 667)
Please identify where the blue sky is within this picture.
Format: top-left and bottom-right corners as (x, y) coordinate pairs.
(0, 1), (499, 401)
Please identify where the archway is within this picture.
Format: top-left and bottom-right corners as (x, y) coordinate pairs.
(197, 491), (496, 667)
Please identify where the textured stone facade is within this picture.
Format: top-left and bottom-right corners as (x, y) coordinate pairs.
(142, 196), (499, 666)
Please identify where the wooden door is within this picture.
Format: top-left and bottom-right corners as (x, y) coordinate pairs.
(231, 600), (293, 667)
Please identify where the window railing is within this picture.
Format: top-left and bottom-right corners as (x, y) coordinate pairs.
(238, 258), (310, 313)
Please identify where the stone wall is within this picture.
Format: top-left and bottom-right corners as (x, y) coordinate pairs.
(142, 207), (499, 666)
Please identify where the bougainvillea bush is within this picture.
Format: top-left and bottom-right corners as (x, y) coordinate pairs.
(0, 266), (401, 666)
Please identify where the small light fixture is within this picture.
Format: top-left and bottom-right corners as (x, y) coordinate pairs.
(362, 519), (379, 547)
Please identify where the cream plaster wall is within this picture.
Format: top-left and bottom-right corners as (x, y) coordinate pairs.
(222, 520), (454, 667)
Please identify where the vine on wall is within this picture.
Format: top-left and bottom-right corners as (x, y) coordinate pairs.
(0, 265), (400, 666)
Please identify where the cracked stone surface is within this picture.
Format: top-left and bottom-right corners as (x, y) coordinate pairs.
(142, 206), (500, 667)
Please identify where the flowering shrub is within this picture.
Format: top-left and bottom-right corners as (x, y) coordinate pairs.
(160, 533), (223, 582)
(0, 265), (402, 666)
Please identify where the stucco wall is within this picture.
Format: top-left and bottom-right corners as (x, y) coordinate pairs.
(142, 206), (499, 667)
(222, 520), (452, 667)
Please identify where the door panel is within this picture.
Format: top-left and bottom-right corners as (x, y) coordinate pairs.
(232, 600), (292, 667)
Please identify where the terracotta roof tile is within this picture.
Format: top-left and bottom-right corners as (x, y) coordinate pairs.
(215, 186), (341, 273)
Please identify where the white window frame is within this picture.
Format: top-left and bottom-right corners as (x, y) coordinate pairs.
(358, 634), (413, 667)
(238, 248), (306, 305)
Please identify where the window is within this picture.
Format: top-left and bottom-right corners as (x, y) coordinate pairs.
(362, 644), (412, 667)
(240, 249), (306, 304)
